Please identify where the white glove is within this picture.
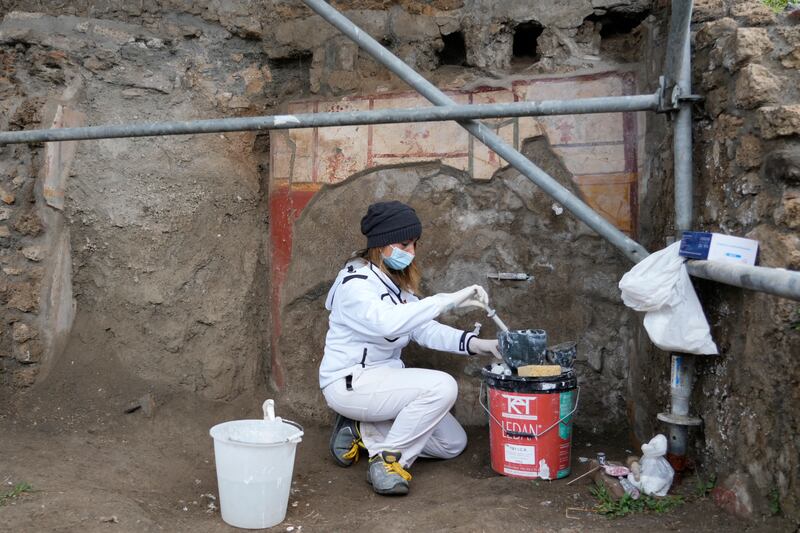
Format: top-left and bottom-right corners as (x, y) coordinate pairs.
(431, 285), (489, 313)
(468, 337), (501, 358)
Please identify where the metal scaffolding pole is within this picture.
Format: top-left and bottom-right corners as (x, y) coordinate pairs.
(0, 95), (660, 145)
(663, 1), (698, 474)
(686, 260), (800, 300)
(301, 0), (649, 265)
(300, 1), (800, 303)
(3, 2), (797, 302)
(673, 14), (694, 233)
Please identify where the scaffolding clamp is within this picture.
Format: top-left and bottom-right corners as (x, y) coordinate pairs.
(657, 76), (704, 113)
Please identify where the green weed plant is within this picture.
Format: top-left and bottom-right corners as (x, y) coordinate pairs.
(591, 481), (684, 518)
(769, 488), (782, 516)
(761, 0), (789, 12)
(694, 473), (717, 498)
(0, 482), (34, 506)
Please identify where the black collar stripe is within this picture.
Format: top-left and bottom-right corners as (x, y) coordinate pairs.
(368, 262), (402, 299)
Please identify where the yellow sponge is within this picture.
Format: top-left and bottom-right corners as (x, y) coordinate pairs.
(517, 365), (561, 377)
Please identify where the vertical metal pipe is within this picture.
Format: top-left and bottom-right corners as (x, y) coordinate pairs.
(301, 0), (649, 264)
(667, 354), (693, 467)
(658, 354), (701, 472)
(666, 1), (697, 473)
(673, 26), (693, 234)
(667, 424), (689, 467)
(669, 354), (695, 418)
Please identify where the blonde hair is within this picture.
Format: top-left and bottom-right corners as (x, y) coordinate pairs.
(357, 247), (422, 295)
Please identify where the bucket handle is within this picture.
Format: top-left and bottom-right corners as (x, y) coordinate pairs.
(479, 381), (580, 439)
(263, 399), (276, 421)
(226, 420), (305, 446)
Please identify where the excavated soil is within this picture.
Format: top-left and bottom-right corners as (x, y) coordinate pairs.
(1, 336), (795, 533)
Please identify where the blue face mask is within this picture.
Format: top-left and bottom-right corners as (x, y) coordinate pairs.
(384, 246), (415, 270)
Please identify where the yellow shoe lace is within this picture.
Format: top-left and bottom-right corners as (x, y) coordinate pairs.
(341, 439), (366, 462)
(385, 461), (412, 481)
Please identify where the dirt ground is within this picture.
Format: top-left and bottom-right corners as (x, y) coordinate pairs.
(2, 394), (796, 533)
(0, 328), (796, 533)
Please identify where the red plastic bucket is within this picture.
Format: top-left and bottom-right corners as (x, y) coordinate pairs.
(480, 367), (578, 479)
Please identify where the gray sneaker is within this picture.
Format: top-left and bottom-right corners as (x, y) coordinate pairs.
(329, 414), (364, 467)
(366, 451), (411, 496)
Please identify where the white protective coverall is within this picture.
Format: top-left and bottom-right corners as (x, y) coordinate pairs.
(320, 258), (476, 467)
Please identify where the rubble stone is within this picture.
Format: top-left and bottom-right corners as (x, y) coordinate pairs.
(13, 339), (42, 364)
(712, 472), (763, 520)
(0, 226), (9, 238)
(6, 281), (39, 312)
(763, 148), (800, 184)
(390, 6), (441, 40)
(226, 96), (250, 109)
(734, 64), (780, 109)
(435, 15), (460, 35)
(735, 135), (762, 169)
(704, 88), (727, 117)
(695, 17), (737, 50)
(13, 212), (43, 237)
(726, 28), (773, 70)
(757, 105), (800, 139)
(0, 185), (15, 205)
(587, 348), (603, 373)
(781, 47), (800, 70)
(777, 27), (800, 69)
(776, 191), (800, 230)
(12, 322), (36, 343)
(692, 0), (727, 23)
(21, 246), (44, 262)
(700, 70), (726, 93)
(327, 70), (361, 93)
(465, 23), (513, 69)
(713, 114), (745, 141)
(12, 366), (37, 387)
(778, 26), (800, 46)
(0, 208), (9, 221)
(747, 224), (800, 270)
(83, 55), (114, 72)
(241, 65), (268, 95)
(735, 172), (761, 196)
(214, 0), (263, 39)
(730, 1), (777, 26)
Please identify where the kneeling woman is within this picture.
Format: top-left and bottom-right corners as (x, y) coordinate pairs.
(319, 200), (500, 496)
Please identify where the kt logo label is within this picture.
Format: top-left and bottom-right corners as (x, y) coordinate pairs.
(502, 394), (538, 420)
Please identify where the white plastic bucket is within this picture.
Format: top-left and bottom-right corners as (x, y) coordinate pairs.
(209, 400), (304, 529)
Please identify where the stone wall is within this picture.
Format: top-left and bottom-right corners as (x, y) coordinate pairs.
(633, 0), (800, 521)
(0, 10), (273, 399)
(276, 146), (637, 431)
(0, 32), (88, 387)
(264, 1), (654, 435)
(0, 1), (654, 408)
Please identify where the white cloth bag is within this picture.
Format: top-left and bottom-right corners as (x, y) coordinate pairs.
(627, 434), (675, 496)
(618, 242), (718, 355)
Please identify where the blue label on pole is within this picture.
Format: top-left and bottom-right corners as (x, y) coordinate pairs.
(672, 356), (682, 386)
(679, 231), (712, 260)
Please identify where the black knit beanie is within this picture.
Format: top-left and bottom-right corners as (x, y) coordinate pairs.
(360, 201), (422, 248)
